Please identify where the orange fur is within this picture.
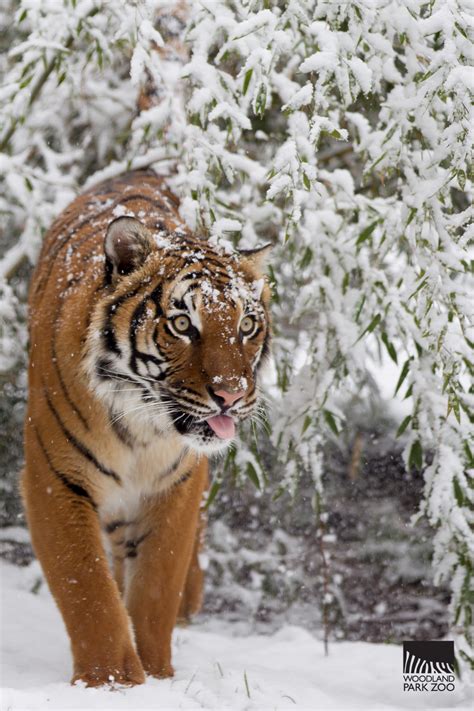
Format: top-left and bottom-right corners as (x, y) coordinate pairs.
(22, 170), (271, 686)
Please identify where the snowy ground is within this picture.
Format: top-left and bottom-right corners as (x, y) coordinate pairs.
(1, 560), (471, 711)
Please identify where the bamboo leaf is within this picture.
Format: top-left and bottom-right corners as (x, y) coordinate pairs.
(242, 69), (253, 96)
(396, 415), (412, 438)
(409, 440), (423, 470)
(323, 409), (339, 435)
(395, 359), (410, 395)
(356, 220), (379, 246)
(204, 480), (221, 509)
(356, 313), (381, 342)
(406, 207), (417, 225)
(246, 462), (261, 490)
(381, 332), (398, 363)
(453, 478), (466, 507)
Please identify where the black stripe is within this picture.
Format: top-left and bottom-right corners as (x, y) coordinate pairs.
(162, 452), (187, 479)
(171, 296), (187, 311)
(125, 531), (150, 558)
(110, 418), (135, 448)
(102, 285), (144, 356)
(104, 519), (131, 534)
(45, 389), (121, 484)
(258, 328), (271, 367)
(134, 350), (167, 375)
(51, 304), (90, 431)
(96, 358), (122, 382)
(115, 193), (168, 210)
(32, 425), (97, 510)
(169, 391), (209, 412)
(41, 204), (114, 276)
(174, 469), (192, 486)
(171, 283), (198, 311)
(104, 256), (114, 286)
(129, 296), (149, 373)
(149, 284), (163, 314)
(164, 323), (178, 339)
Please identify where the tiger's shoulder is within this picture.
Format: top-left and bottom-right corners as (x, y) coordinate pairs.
(29, 170), (188, 308)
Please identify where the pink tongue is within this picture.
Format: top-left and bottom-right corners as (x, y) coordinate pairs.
(206, 414), (236, 439)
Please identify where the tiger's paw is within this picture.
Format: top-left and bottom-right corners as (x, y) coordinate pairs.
(144, 661), (175, 679)
(72, 646), (146, 688)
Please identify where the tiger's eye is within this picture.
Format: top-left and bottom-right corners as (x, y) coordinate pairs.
(240, 315), (256, 336)
(173, 315), (191, 333)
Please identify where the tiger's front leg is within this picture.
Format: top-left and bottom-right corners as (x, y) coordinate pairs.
(125, 460), (208, 678)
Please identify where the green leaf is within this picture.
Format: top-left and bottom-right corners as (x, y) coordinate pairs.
(408, 277), (428, 300)
(409, 440), (423, 470)
(356, 313), (381, 342)
(342, 272), (350, 294)
(19, 75), (33, 89)
(457, 169), (466, 191)
(354, 294), (366, 323)
(242, 69), (253, 96)
(299, 246), (312, 268)
(272, 486), (286, 501)
(302, 173), (311, 190)
(381, 332), (398, 364)
(323, 409), (339, 435)
(254, 85), (267, 118)
(370, 151), (387, 171)
(464, 442), (474, 468)
(406, 207), (417, 225)
(395, 359), (410, 395)
(455, 22), (468, 38)
(24, 177), (33, 192)
(19, 9), (28, 22)
(302, 415), (312, 435)
(204, 480), (221, 509)
(453, 478), (466, 507)
(382, 124), (397, 145)
(448, 397), (461, 424)
(356, 220), (379, 246)
(366, 314), (381, 333)
(396, 415), (411, 438)
(246, 462), (261, 490)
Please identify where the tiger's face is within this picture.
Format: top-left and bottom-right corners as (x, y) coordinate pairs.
(87, 217), (271, 454)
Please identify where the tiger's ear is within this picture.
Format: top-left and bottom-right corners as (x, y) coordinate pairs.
(104, 217), (155, 283)
(237, 243), (272, 272)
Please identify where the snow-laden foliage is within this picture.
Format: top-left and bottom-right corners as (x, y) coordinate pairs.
(0, 0), (472, 663)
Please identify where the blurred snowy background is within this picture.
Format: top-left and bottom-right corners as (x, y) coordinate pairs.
(0, 0), (472, 691)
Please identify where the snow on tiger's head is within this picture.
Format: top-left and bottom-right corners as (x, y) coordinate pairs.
(86, 216), (272, 454)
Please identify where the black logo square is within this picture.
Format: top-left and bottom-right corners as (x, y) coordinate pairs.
(403, 641), (454, 674)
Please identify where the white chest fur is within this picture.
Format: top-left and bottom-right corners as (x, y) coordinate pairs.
(99, 434), (191, 524)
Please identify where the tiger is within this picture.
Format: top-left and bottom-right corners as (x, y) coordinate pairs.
(21, 169), (271, 687)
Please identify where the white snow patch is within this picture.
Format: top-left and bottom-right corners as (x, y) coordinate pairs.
(0, 560), (471, 710)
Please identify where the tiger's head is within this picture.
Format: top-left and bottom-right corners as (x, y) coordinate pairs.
(87, 216), (271, 454)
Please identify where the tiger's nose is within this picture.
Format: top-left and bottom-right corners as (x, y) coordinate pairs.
(208, 387), (246, 409)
